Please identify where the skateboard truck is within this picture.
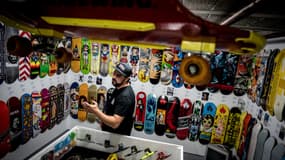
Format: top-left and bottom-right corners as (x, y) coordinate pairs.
(140, 148), (157, 160)
(124, 145), (143, 157)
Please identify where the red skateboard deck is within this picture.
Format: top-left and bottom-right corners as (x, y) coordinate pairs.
(176, 98), (192, 140)
(40, 88), (50, 133)
(0, 100), (11, 158)
(134, 91), (147, 131)
(165, 96), (180, 138)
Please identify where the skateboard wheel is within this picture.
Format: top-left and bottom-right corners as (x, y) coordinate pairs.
(7, 35), (32, 57)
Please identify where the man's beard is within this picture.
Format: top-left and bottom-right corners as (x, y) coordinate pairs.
(112, 78), (124, 87)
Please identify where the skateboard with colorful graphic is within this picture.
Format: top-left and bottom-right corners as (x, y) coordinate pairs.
(155, 95), (168, 136)
(199, 102), (216, 145)
(210, 104), (229, 144)
(134, 91), (147, 131)
(99, 43), (110, 77)
(49, 85), (58, 129)
(57, 83), (65, 123)
(48, 53), (57, 77)
(7, 97), (21, 151)
(233, 54), (254, 96)
(171, 48), (184, 88)
(129, 46), (140, 82)
(144, 93), (157, 135)
(80, 38), (91, 75)
(160, 48), (174, 85)
(97, 86), (107, 112)
(18, 31), (32, 81)
(248, 54), (261, 102)
(109, 44), (120, 76)
(71, 37), (81, 73)
(87, 84), (97, 123)
(62, 37), (72, 73)
(241, 118), (257, 160)
(31, 91), (42, 137)
(138, 47), (151, 83)
(4, 25), (19, 84)
(189, 100), (203, 141)
(149, 49), (163, 85)
(120, 45), (130, 63)
(165, 96), (180, 138)
(63, 82), (70, 120)
(21, 93), (33, 144)
(30, 51), (41, 79)
(40, 88), (50, 133)
(39, 53), (49, 78)
(234, 111), (247, 150)
(78, 83), (88, 121)
(237, 113), (252, 158)
(0, 22), (5, 84)
(224, 107), (242, 147)
(176, 98), (192, 140)
(0, 100), (11, 158)
(70, 82), (79, 119)
(90, 41), (100, 75)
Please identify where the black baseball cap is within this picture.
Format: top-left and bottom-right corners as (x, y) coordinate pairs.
(114, 62), (132, 77)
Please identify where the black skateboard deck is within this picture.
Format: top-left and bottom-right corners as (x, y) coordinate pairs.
(154, 95), (168, 136)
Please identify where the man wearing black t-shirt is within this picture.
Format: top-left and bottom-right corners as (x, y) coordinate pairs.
(83, 62), (135, 136)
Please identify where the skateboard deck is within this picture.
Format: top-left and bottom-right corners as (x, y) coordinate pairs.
(149, 49), (163, 85)
(49, 85), (58, 129)
(57, 83), (65, 123)
(70, 82), (80, 119)
(40, 88), (50, 133)
(71, 37), (81, 73)
(254, 128), (269, 160)
(97, 86), (107, 114)
(99, 43), (110, 77)
(62, 37), (72, 73)
(246, 122), (262, 160)
(0, 100), (11, 158)
(199, 102), (216, 145)
(48, 53), (57, 77)
(129, 46), (140, 82)
(18, 31), (32, 81)
(119, 45), (130, 63)
(31, 91), (42, 137)
(176, 98), (192, 140)
(30, 52), (41, 79)
(261, 136), (276, 160)
(189, 100), (203, 141)
(160, 48), (174, 85)
(7, 96), (21, 151)
(78, 83), (88, 121)
(39, 53), (49, 78)
(210, 104), (229, 144)
(154, 95), (168, 136)
(165, 96), (180, 138)
(87, 84), (97, 123)
(90, 41), (100, 75)
(270, 143), (285, 160)
(248, 54), (262, 102)
(171, 48), (184, 88)
(0, 22), (5, 84)
(21, 93), (33, 144)
(109, 44), (120, 76)
(224, 107), (242, 147)
(80, 38), (91, 75)
(134, 91), (147, 131)
(144, 93), (157, 135)
(237, 113), (252, 158)
(234, 111), (247, 150)
(63, 82), (71, 120)
(138, 47), (151, 83)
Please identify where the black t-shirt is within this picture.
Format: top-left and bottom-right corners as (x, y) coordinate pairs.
(101, 85), (135, 135)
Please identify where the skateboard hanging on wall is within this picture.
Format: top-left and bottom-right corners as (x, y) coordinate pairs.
(154, 95), (168, 136)
(70, 82), (80, 119)
(21, 93), (33, 144)
(7, 97), (21, 151)
(109, 44), (120, 76)
(90, 41), (100, 75)
(189, 100), (203, 141)
(99, 43), (110, 77)
(129, 46), (140, 82)
(248, 54), (261, 102)
(31, 91), (42, 137)
(119, 45), (130, 63)
(97, 86), (107, 114)
(87, 84), (97, 123)
(224, 107), (242, 147)
(18, 30), (32, 81)
(49, 85), (58, 129)
(199, 102), (216, 145)
(138, 47), (151, 83)
(165, 96), (180, 139)
(40, 88), (50, 133)
(71, 37), (81, 73)
(176, 98), (192, 140)
(171, 48), (184, 88)
(144, 93), (157, 135)
(39, 52), (49, 78)
(160, 48), (174, 85)
(80, 38), (91, 75)
(57, 83), (65, 123)
(30, 51), (41, 79)
(237, 113), (252, 158)
(0, 22), (5, 84)
(149, 49), (163, 85)
(134, 91), (147, 131)
(0, 100), (11, 159)
(63, 82), (71, 120)
(48, 52), (57, 77)
(78, 83), (88, 121)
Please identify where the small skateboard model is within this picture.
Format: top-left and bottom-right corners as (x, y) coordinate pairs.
(80, 38), (91, 75)
(48, 53), (57, 77)
(129, 46), (140, 82)
(119, 45), (130, 63)
(30, 51), (41, 79)
(99, 43), (110, 77)
(155, 95), (168, 136)
(109, 44), (120, 76)
(39, 53), (49, 78)
(78, 83), (88, 121)
(90, 41), (100, 75)
(71, 37), (81, 73)
(144, 93), (157, 135)
(149, 49), (163, 85)
(134, 91), (147, 131)
(21, 93), (33, 144)
(7, 96), (21, 151)
(210, 104), (229, 144)
(160, 48), (174, 85)
(165, 96), (180, 138)
(49, 85), (58, 129)
(63, 82), (71, 120)
(87, 84), (97, 123)
(31, 91), (42, 137)
(18, 30), (32, 81)
(0, 100), (11, 159)
(176, 98), (192, 140)
(70, 82), (80, 119)
(40, 88), (50, 133)
(0, 22), (5, 84)
(57, 83), (65, 123)
(224, 107), (242, 147)
(171, 48), (184, 88)
(138, 47), (151, 83)
(199, 102), (216, 145)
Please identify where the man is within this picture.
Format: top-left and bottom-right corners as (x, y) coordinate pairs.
(83, 62), (135, 136)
